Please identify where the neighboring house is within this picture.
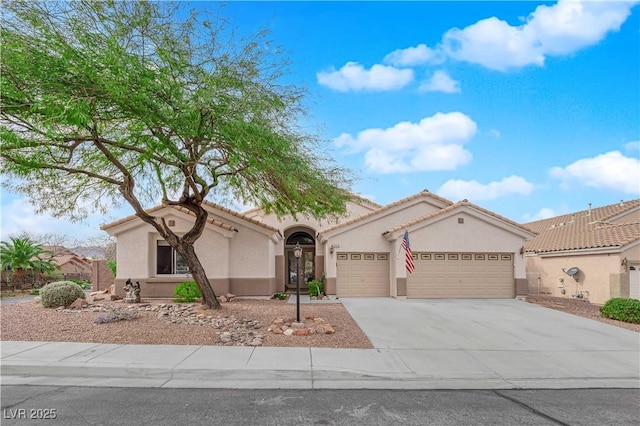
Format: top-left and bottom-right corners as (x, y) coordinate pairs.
(41, 246), (93, 280)
(101, 191), (536, 299)
(524, 200), (640, 304)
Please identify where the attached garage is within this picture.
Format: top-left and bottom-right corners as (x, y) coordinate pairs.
(336, 253), (390, 297)
(407, 252), (514, 298)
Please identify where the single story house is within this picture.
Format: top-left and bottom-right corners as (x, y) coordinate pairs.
(42, 246), (93, 281)
(101, 190), (536, 299)
(523, 199), (640, 304)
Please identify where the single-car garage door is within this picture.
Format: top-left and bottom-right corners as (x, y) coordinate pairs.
(407, 252), (514, 298)
(337, 253), (389, 297)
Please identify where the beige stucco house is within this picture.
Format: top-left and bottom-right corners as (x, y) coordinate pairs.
(524, 199), (640, 304)
(101, 190), (536, 299)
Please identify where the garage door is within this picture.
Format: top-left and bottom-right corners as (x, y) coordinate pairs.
(407, 252), (514, 298)
(337, 253), (390, 297)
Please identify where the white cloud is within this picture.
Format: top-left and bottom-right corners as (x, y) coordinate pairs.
(522, 204), (571, 222)
(383, 43), (445, 66)
(0, 196), (120, 242)
(418, 70), (461, 93)
(441, 0), (637, 70)
(334, 112), (477, 173)
(436, 175), (535, 201)
(317, 62), (414, 92)
(624, 140), (640, 152)
(549, 150), (640, 194)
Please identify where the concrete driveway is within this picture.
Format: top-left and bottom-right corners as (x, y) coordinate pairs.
(340, 298), (640, 387)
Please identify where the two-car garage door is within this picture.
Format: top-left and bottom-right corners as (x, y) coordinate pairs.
(407, 252), (514, 298)
(336, 251), (514, 298)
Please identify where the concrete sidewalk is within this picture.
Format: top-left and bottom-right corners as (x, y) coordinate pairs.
(2, 298), (639, 390)
(2, 339), (638, 390)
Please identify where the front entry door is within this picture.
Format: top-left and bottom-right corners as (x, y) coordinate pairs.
(287, 248), (314, 291)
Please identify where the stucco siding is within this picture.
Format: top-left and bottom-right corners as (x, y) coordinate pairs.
(409, 212), (527, 279)
(116, 228), (151, 279)
(526, 253), (622, 304)
(193, 228), (230, 278)
(228, 227), (272, 278)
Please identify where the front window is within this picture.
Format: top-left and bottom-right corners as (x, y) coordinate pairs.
(156, 241), (189, 275)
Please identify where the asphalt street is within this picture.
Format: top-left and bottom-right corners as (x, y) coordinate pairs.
(2, 386), (639, 425)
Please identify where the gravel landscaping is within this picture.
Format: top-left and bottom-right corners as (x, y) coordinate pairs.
(1, 294), (636, 349)
(526, 295), (640, 333)
(0, 297), (374, 348)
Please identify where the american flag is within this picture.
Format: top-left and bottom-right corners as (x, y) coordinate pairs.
(402, 230), (415, 274)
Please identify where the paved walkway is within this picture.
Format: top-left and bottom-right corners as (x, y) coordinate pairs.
(1, 298), (639, 390)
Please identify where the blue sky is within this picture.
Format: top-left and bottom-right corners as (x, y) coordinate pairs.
(1, 0), (639, 241)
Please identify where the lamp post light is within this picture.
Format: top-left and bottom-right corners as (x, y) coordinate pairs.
(293, 242), (302, 323)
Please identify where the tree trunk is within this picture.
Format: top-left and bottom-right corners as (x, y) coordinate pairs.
(176, 242), (221, 309)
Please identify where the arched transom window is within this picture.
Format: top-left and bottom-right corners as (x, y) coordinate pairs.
(286, 231), (314, 246)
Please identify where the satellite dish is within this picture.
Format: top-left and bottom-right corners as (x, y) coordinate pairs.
(563, 267), (579, 277)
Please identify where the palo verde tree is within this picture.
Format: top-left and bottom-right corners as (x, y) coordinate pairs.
(0, 1), (351, 308)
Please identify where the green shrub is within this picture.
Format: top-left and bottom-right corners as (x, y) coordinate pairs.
(40, 281), (85, 308)
(69, 278), (91, 289)
(600, 298), (640, 324)
(30, 289), (39, 295)
(107, 260), (117, 276)
(93, 306), (139, 323)
(173, 281), (201, 303)
(272, 292), (287, 300)
(308, 279), (323, 297)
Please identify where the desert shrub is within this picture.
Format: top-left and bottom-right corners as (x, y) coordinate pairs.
(93, 306), (139, 323)
(308, 279), (323, 297)
(40, 281), (85, 308)
(600, 298), (640, 324)
(173, 281), (201, 303)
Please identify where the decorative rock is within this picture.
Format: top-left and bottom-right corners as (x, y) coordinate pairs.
(292, 328), (310, 336)
(218, 295), (228, 303)
(249, 338), (262, 346)
(283, 328), (294, 336)
(68, 298), (88, 309)
(110, 294), (122, 301)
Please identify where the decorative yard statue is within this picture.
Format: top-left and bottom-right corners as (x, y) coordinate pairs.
(123, 278), (141, 303)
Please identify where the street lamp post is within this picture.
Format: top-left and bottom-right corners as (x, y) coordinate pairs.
(294, 242), (302, 323)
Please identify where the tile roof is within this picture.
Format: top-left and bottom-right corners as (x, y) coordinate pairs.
(384, 200), (536, 236)
(523, 199), (640, 253)
(318, 190), (453, 235)
(100, 203), (279, 233)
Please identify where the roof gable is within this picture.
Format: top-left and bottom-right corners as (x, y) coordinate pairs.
(383, 200), (536, 240)
(318, 190), (453, 237)
(101, 203), (279, 237)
